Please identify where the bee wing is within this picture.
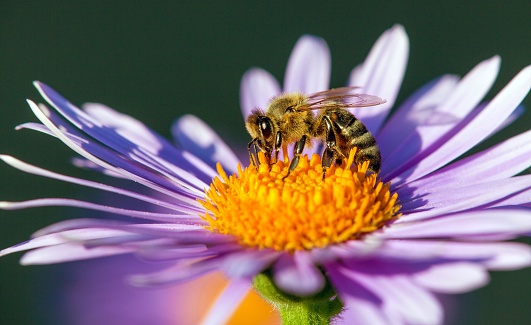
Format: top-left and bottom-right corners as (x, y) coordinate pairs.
(298, 86), (386, 111)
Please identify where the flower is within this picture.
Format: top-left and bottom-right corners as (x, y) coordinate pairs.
(2, 25), (531, 324)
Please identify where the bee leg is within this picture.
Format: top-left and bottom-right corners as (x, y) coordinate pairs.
(321, 147), (335, 180)
(322, 116), (338, 180)
(272, 132), (282, 165)
(247, 139), (262, 169)
(282, 135), (307, 180)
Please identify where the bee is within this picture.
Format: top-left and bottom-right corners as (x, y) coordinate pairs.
(245, 87), (386, 179)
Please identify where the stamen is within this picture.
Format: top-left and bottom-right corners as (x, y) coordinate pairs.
(199, 149), (401, 252)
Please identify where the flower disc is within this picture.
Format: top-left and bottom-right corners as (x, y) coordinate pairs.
(200, 149), (401, 251)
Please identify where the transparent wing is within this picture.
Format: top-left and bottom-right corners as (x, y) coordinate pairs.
(298, 86), (386, 111)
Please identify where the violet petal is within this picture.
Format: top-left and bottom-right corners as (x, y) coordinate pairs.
(283, 35), (330, 94)
(273, 251), (325, 296)
(240, 68), (281, 119)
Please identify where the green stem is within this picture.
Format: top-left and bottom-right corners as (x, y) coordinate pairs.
(253, 271), (343, 325)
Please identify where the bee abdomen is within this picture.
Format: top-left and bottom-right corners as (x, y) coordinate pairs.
(355, 145), (381, 173)
(348, 131), (376, 149)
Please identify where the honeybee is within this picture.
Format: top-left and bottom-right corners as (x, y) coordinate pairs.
(245, 87), (386, 179)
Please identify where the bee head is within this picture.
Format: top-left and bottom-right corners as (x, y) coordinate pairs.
(245, 109), (276, 152)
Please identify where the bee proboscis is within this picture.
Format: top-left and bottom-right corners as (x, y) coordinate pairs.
(245, 86), (386, 179)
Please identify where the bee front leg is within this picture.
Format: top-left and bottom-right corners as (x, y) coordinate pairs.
(247, 139), (260, 168)
(282, 135), (307, 180)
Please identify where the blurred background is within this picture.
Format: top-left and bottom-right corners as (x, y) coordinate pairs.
(1, 1), (530, 324)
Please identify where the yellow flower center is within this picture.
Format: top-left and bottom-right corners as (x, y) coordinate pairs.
(199, 149), (401, 252)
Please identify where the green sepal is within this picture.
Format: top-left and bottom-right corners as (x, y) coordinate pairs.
(253, 270), (343, 325)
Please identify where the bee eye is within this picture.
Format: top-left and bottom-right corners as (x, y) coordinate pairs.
(259, 117), (272, 139)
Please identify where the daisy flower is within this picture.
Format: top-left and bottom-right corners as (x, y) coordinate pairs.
(2, 25), (531, 325)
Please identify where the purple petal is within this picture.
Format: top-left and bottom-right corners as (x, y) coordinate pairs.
(493, 187), (531, 207)
(308, 238), (385, 264)
(70, 157), (126, 178)
(34, 82), (214, 190)
(41, 222), (230, 246)
(325, 262), (382, 303)
(200, 279), (251, 325)
(349, 24), (409, 134)
(0, 155), (188, 212)
(128, 257), (221, 287)
(27, 100), (205, 205)
(349, 269), (443, 325)
(240, 68), (281, 119)
(33, 220), (207, 239)
(283, 35), (330, 93)
(15, 121), (52, 134)
(136, 245), (220, 262)
(20, 243), (136, 265)
(381, 56), (500, 179)
(1, 235), (67, 258)
(413, 262), (489, 293)
(0, 198), (201, 223)
(31, 218), (130, 237)
(172, 115), (241, 174)
(0, 226), (143, 258)
(494, 104), (525, 132)
(325, 263), (395, 325)
(222, 249), (279, 278)
(398, 175), (531, 219)
(393, 64), (531, 184)
(337, 299), (399, 325)
(104, 225), (233, 246)
(405, 129), (531, 189)
(378, 209), (531, 239)
(377, 74), (460, 158)
(82, 102), (173, 157)
(371, 240), (531, 271)
(273, 251), (325, 296)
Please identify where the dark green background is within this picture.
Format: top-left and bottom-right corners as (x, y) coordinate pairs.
(1, 1), (530, 324)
